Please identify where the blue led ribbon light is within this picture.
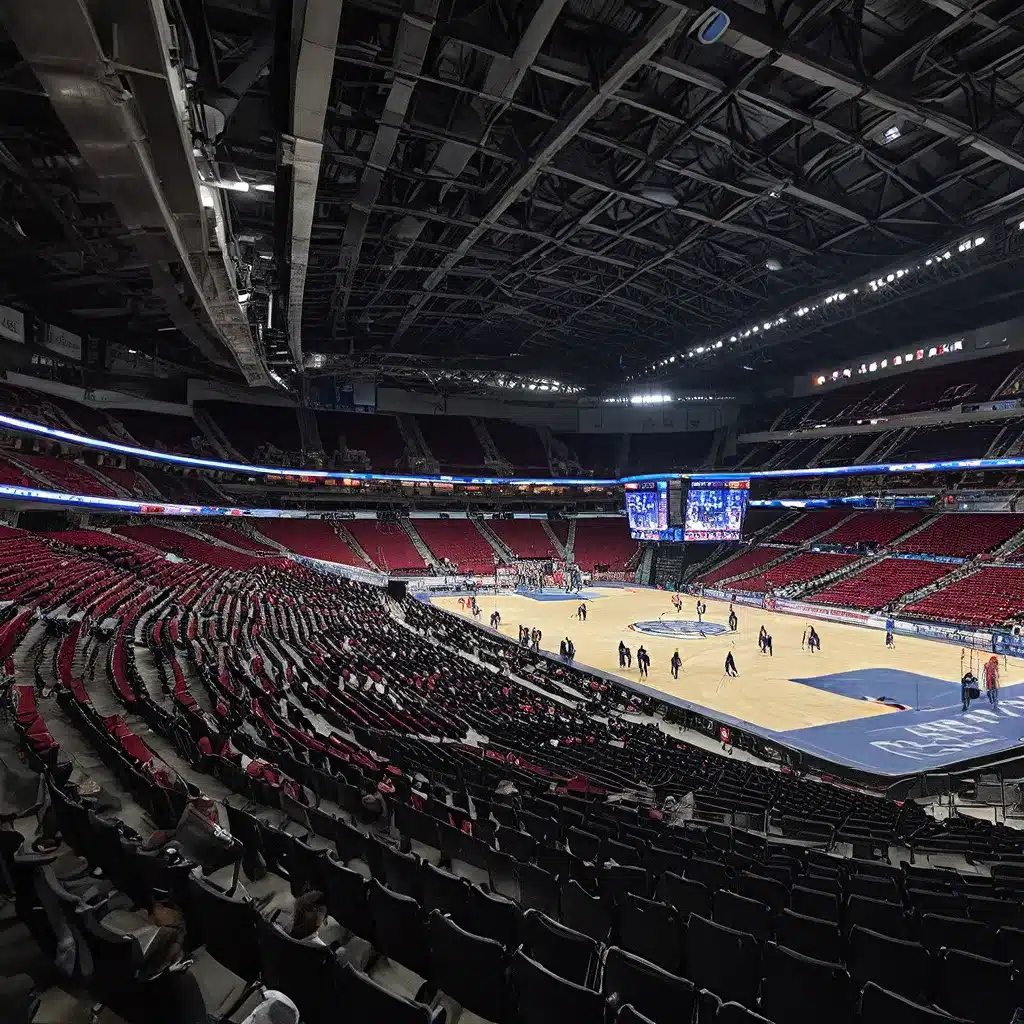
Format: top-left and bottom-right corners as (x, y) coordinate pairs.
(2, 410), (1022, 487)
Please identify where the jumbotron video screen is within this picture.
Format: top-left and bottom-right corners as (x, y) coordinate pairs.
(624, 480), (668, 533)
(684, 478), (750, 541)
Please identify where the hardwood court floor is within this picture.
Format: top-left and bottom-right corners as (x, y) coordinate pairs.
(431, 588), (1024, 734)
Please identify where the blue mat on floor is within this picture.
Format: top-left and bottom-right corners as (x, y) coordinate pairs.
(790, 668), (964, 712)
(767, 667), (1024, 773)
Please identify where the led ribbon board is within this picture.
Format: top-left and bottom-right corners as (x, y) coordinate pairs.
(1, 411), (1023, 486)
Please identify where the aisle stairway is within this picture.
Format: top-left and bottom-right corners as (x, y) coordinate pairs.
(473, 519), (514, 562)
(542, 520), (568, 558)
(402, 518), (442, 571)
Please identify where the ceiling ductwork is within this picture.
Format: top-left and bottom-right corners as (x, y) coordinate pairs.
(282, 0), (345, 369)
(329, 0), (439, 324)
(0, 0), (271, 386)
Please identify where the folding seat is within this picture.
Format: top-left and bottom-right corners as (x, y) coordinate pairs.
(715, 1003), (776, 1024)
(644, 844), (684, 877)
(791, 884), (840, 922)
(519, 809), (557, 845)
(497, 825), (536, 864)
(845, 874), (900, 903)
(567, 826), (602, 863)
(336, 960), (443, 1024)
(184, 873), (263, 1002)
(774, 908), (842, 964)
(934, 948), (1020, 1023)
(600, 864), (649, 907)
(684, 914), (761, 1009)
(713, 890), (771, 941)
(602, 945), (697, 1024)
(561, 878), (612, 942)
(394, 802), (441, 851)
(427, 911), (509, 1023)
(656, 871), (711, 920)
(462, 882), (521, 948)
(288, 837), (328, 894)
(686, 856), (730, 892)
(847, 925), (930, 1002)
(323, 854), (374, 941)
(859, 981), (971, 1024)
(606, 837), (642, 867)
(735, 871), (788, 914)
(510, 949), (604, 1024)
(522, 909), (598, 987)
(966, 894), (1019, 929)
(536, 843), (575, 879)
(380, 843), (423, 901)
(256, 916), (335, 1024)
(996, 924), (1024, 969)
(334, 817), (372, 866)
(759, 941), (854, 1024)
(616, 1004), (657, 1024)
(486, 846), (520, 900)
(515, 861), (560, 917)
(919, 912), (995, 958)
(368, 878), (429, 978)
(421, 860), (468, 921)
(255, 820), (295, 880)
(845, 894), (911, 940)
(617, 893), (682, 972)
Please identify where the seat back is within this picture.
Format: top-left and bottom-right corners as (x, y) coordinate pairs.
(510, 950), (604, 1024)
(368, 878), (428, 977)
(684, 914), (761, 1009)
(427, 911), (508, 1022)
(336, 960), (439, 1024)
(713, 889), (771, 941)
(560, 879), (611, 942)
(655, 871), (710, 919)
(759, 940), (853, 1024)
(522, 910), (597, 987)
(617, 894), (681, 972)
(859, 981), (971, 1024)
(847, 925), (930, 1002)
(773, 908), (842, 964)
(323, 855), (373, 941)
(602, 945), (696, 1024)
(256, 917), (334, 1024)
(184, 874), (263, 982)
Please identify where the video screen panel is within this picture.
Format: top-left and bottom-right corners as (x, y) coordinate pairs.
(625, 481), (668, 534)
(684, 478), (750, 541)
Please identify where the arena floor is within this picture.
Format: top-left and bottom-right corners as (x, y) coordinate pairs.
(429, 587), (1024, 777)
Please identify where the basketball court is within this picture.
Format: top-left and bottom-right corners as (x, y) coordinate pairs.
(429, 587), (1024, 777)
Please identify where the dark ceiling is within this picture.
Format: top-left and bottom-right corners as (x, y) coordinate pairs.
(2, 0), (1024, 393)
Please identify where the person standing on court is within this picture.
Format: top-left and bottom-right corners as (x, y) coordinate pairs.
(725, 648), (738, 677)
(637, 646), (649, 679)
(728, 605), (737, 632)
(671, 650), (682, 680)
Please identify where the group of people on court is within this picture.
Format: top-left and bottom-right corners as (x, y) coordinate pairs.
(518, 624), (542, 651)
(458, 595), (482, 619)
(559, 636), (576, 662)
(758, 625), (773, 657)
(962, 655), (1000, 711)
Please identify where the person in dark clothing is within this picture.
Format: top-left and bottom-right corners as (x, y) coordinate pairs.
(623, 644), (632, 668)
(577, 602), (587, 622)
(728, 605), (738, 632)
(807, 626), (820, 653)
(725, 650), (738, 677)
(637, 646), (650, 679)
(670, 650), (682, 679)
(618, 640), (627, 668)
(763, 633), (772, 657)
(566, 638), (575, 662)
(559, 638), (568, 660)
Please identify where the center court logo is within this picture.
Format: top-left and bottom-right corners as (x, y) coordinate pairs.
(629, 620), (728, 639)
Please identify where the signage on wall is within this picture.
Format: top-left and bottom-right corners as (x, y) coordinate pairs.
(0, 305), (24, 344)
(44, 325), (82, 361)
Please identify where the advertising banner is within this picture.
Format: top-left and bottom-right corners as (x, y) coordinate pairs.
(0, 305), (24, 344)
(44, 324), (82, 361)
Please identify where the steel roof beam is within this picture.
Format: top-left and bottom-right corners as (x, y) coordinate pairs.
(715, 1), (1024, 175)
(350, 0), (565, 318)
(387, 2), (690, 348)
(328, 0), (438, 323)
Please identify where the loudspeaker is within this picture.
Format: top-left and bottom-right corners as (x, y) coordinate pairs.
(387, 579), (407, 601)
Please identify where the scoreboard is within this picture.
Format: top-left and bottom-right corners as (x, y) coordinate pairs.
(625, 477), (750, 542)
